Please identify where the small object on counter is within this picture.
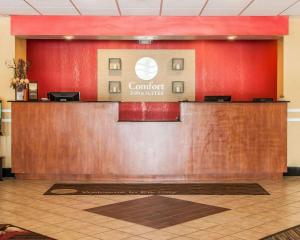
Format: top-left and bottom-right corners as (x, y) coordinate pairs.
(278, 96), (286, 101)
(28, 82), (38, 101)
(41, 98), (49, 101)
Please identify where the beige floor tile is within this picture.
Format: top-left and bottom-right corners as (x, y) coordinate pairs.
(13, 219), (46, 229)
(218, 236), (243, 240)
(162, 225), (198, 235)
(87, 198), (119, 206)
(79, 237), (100, 240)
(205, 224), (244, 235)
(172, 237), (194, 240)
(75, 225), (111, 235)
(232, 230), (269, 240)
(140, 230), (178, 240)
(56, 219), (92, 230)
(118, 224), (155, 235)
(27, 225), (65, 235)
(94, 229), (132, 240)
(124, 236), (148, 240)
(282, 212), (300, 221)
(183, 220), (218, 230)
(51, 230), (87, 240)
(90, 217), (118, 226)
(99, 220), (134, 229)
(39, 216), (72, 224)
(69, 203), (100, 210)
(186, 230), (224, 240)
(273, 218), (300, 226)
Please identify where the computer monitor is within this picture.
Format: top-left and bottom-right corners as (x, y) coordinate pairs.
(48, 92), (80, 102)
(204, 96), (231, 102)
(253, 98), (273, 102)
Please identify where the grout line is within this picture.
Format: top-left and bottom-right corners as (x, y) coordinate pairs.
(23, 0), (42, 15)
(199, 0), (210, 16)
(278, 0), (300, 15)
(238, 0), (256, 16)
(69, 0), (82, 15)
(115, 0), (122, 16)
(159, 0), (164, 16)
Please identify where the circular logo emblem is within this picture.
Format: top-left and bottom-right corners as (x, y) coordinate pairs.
(135, 57), (158, 81)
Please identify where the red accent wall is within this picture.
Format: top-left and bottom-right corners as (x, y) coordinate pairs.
(27, 39), (277, 102)
(119, 102), (180, 121)
(196, 40), (277, 101)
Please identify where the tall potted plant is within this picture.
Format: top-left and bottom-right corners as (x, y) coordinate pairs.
(5, 59), (30, 101)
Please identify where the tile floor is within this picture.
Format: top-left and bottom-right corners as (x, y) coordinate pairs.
(1, 177), (300, 240)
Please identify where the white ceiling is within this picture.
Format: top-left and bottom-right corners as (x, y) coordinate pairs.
(1, 0), (300, 16)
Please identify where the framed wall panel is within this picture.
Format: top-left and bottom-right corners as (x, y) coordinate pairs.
(97, 49), (195, 102)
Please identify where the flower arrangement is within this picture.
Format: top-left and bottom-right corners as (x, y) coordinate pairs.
(5, 59), (30, 90)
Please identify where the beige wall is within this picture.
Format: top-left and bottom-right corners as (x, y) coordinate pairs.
(284, 16), (300, 167)
(0, 16), (14, 168)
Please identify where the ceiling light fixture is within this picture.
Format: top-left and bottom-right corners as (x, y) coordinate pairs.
(227, 36), (237, 41)
(137, 36), (154, 45)
(138, 39), (153, 45)
(64, 35), (74, 40)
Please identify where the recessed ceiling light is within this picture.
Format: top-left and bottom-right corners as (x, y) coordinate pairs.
(64, 36), (74, 40)
(227, 36), (237, 41)
(136, 36), (154, 44)
(138, 39), (152, 45)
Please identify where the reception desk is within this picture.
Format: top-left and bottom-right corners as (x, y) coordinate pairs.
(11, 101), (287, 181)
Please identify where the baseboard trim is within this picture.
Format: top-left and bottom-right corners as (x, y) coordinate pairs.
(2, 168), (299, 178)
(284, 167), (300, 176)
(2, 168), (15, 178)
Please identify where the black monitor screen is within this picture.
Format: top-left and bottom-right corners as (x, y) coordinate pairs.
(48, 92), (80, 102)
(253, 98), (273, 102)
(204, 96), (231, 102)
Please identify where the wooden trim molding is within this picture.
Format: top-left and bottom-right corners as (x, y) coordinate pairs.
(15, 38), (27, 60)
(277, 38), (284, 99)
(284, 167), (300, 176)
(2, 168), (15, 178)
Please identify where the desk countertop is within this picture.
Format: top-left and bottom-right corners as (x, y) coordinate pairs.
(8, 100), (290, 103)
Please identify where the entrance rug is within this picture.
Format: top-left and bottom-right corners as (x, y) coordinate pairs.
(0, 224), (55, 240)
(260, 225), (300, 240)
(44, 183), (269, 195)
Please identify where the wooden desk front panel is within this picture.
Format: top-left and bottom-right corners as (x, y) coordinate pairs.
(12, 103), (192, 177)
(182, 103), (287, 177)
(11, 102), (287, 180)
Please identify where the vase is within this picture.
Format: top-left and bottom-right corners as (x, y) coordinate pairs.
(15, 86), (28, 101)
